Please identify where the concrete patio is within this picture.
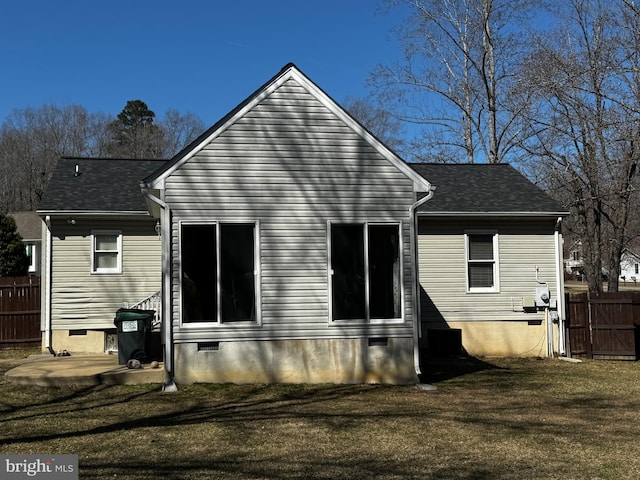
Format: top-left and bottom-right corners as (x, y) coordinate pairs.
(3, 354), (165, 387)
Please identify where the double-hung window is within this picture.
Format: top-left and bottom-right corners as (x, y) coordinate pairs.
(330, 223), (402, 321)
(466, 232), (499, 292)
(181, 222), (257, 324)
(91, 231), (122, 274)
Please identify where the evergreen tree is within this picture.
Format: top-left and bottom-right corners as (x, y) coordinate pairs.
(105, 100), (165, 158)
(0, 214), (29, 277)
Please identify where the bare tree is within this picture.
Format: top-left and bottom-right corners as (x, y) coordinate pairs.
(371, 0), (537, 163)
(520, 0), (640, 292)
(0, 104), (102, 212)
(342, 97), (407, 155)
(0, 102), (205, 212)
(159, 109), (206, 157)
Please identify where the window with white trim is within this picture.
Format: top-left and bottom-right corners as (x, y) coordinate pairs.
(181, 222), (257, 324)
(466, 232), (499, 292)
(91, 231), (122, 274)
(330, 223), (402, 321)
(25, 243), (37, 273)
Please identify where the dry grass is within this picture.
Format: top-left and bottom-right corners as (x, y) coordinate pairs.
(1, 356), (640, 479)
(0, 347), (41, 359)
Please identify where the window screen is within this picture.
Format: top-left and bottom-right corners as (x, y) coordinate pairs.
(331, 223), (401, 321)
(181, 223), (256, 323)
(331, 224), (366, 320)
(220, 223), (256, 322)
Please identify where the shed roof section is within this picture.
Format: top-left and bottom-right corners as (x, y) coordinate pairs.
(7, 211), (42, 240)
(411, 163), (568, 216)
(38, 157), (167, 214)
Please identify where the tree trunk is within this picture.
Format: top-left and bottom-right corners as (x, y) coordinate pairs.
(482, 0), (499, 163)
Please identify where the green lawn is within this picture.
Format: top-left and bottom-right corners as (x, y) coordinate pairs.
(1, 355), (639, 479)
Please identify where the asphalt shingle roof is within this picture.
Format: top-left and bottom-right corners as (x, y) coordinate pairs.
(38, 157), (167, 213)
(7, 211), (42, 240)
(410, 163), (568, 215)
(38, 158), (566, 217)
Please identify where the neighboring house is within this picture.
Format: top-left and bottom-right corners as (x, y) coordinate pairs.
(8, 211), (43, 275)
(620, 249), (640, 284)
(38, 64), (568, 385)
(565, 239), (640, 284)
(37, 158), (165, 355)
(565, 240), (585, 280)
(411, 164), (569, 358)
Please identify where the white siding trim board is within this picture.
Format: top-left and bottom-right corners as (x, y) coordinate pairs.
(173, 329), (415, 344)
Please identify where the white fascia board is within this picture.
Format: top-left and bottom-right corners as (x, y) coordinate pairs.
(417, 211), (569, 217)
(36, 210), (152, 217)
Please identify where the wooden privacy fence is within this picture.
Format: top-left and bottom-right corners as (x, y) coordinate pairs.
(0, 276), (41, 349)
(567, 292), (640, 360)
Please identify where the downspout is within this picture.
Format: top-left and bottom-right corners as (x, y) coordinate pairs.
(141, 184), (176, 392)
(44, 215), (53, 353)
(555, 217), (566, 356)
(410, 187), (435, 379)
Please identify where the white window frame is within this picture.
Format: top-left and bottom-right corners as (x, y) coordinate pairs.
(179, 220), (261, 327)
(91, 230), (122, 274)
(328, 221), (404, 324)
(465, 231), (500, 293)
(25, 242), (37, 273)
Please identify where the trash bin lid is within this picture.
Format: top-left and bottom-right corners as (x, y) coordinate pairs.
(114, 308), (155, 324)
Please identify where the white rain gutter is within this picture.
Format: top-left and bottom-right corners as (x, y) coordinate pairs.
(44, 215), (53, 352)
(555, 217), (566, 356)
(409, 188), (435, 378)
(141, 184), (176, 392)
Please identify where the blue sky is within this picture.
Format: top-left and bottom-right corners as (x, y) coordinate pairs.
(1, 0), (406, 126)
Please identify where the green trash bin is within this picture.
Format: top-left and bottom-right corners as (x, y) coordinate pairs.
(113, 308), (155, 365)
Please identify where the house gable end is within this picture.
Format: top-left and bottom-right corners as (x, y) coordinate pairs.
(144, 64), (430, 193)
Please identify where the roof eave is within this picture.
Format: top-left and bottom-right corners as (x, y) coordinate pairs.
(36, 210), (152, 217)
(417, 211), (570, 217)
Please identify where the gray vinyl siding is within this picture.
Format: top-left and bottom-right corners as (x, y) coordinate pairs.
(165, 79), (417, 343)
(418, 218), (559, 324)
(50, 218), (162, 330)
